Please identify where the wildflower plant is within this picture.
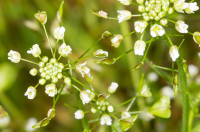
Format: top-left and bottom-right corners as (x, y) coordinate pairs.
(92, 0), (200, 132)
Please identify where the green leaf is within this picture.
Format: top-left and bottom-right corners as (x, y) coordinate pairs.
(149, 96), (171, 118)
(120, 114), (138, 131)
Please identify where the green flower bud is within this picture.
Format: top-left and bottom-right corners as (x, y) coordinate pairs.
(52, 77), (58, 83)
(50, 58), (56, 64)
(42, 56), (48, 63)
(168, 8), (174, 14)
(57, 73), (63, 79)
(30, 68), (37, 76)
(160, 18), (168, 26)
(45, 75), (51, 80)
(193, 32), (200, 46)
(64, 77), (71, 85)
(34, 11), (47, 24)
(101, 31), (112, 38)
(39, 78), (46, 85)
(136, 0), (144, 4)
(101, 58), (116, 65)
(138, 5), (145, 12)
(39, 62), (45, 67)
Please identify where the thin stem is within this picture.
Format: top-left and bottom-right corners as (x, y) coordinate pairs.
(131, 14), (142, 17)
(57, 55), (62, 61)
(178, 39), (185, 49)
(71, 84), (81, 92)
(42, 24), (54, 57)
(107, 17), (118, 20)
(21, 58), (38, 65)
(152, 64), (178, 72)
(116, 96), (137, 108)
(123, 31), (136, 38)
(142, 39), (153, 62)
(115, 48), (134, 60)
(54, 39), (59, 58)
(129, 111), (145, 114)
(126, 97), (137, 111)
(52, 84), (66, 109)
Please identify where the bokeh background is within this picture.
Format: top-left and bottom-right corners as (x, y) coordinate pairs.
(0, 0), (200, 132)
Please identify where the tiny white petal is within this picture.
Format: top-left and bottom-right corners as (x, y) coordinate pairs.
(169, 45), (179, 61)
(150, 24), (165, 37)
(100, 114), (112, 125)
(175, 20), (188, 33)
(117, 10), (132, 23)
(134, 40), (146, 56)
(74, 110), (84, 119)
(27, 44), (41, 57)
(24, 86), (37, 99)
(58, 43), (72, 57)
(108, 82), (118, 93)
(54, 26), (65, 40)
(8, 50), (21, 63)
(45, 84), (57, 97)
(76, 62), (90, 78)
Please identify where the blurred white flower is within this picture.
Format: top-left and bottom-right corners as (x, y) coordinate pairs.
(185, 2), (199, 14)
(25, 118), (37, 132)
(45, 84), (57, 97)
(111, 34), (123, 48)
(54, 26), (65, 40)
(74, 110), (84, 119)
(188, 64), (199, 78)
(139, 112), (154, 121)
(0, 116), (10, 128)
(121, 111), (131, 119)
(98, 10), (108, 18)
(174, 0), (187, 13)
(117, 10), (132, 23)
(118, 0), (131, 5)
(147, 72), (159, 82)
(24, 86), (37, 99)
(161, 86), (174, 99)
(27, 44), (41, 57)
(107, 105), (114, 113)
(93, 49), (108, 58)
(58, 43), (72, 57)
(80, 90), (95, 104)
(76, 62), (90, 78)
(108, 82), (118, 94)
(150, 24), (165, 37)
(100, 114), (112, 125)
(134, 20), (148, 33)
(134, 40), (146, 56)
(169, 45), (179, 61)
(175, 20), (188, 33)
(8, 50), (21, 63)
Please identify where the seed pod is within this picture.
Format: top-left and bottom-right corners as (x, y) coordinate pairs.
(34, 11), (47, 24)
(133, 62), (144, 71)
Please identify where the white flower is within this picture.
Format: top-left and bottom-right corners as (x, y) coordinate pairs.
(169, 45), (179, 61)
(74, 110), (84, 119)
(121, 111), (131, 119)
(80, 90), (95, 104)
(27, 44), (41, 57)
(0, 116), (10, 128)
(134, 40), (146, 56)
(118, 0), (131, 5)
(108, 82), (118, 93)
(150, 24), (165, 37)
(188, 64), (199, 78)
(134, 20), (148, 33)
(54, 26), (65, 40)
(98, 10), (108, 19)
(161, 86), (174, 99)
(45, 84), (57, 97)
(107, 105), (114, 113)
(8, 50), (21, 63)
(175, 20), (188, 33)
(24, 86), (37, 99)
(25, 118), (37, 132)
(76, 62), (90, 77)
(117, 10), (132, 23)
(111, 34), (123, 48)
(174, 0), (187, 13)
(100, 114), (112, 125)
(93, 49), (108, 58)
(147, 72), (158, 82)
(58, 43), (72, 57)
(185, 2), (199, 14)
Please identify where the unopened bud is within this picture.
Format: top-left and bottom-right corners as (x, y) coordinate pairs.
(64, 77), (71, 85)
(30, 68), (37, 76)
(34, 11), (47, 24)
(133, 62), (144, 71)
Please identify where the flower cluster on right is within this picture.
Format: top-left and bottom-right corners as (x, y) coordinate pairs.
(94, 0), (200, 62)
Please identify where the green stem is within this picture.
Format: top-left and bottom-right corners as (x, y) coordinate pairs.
(21, 58), (38, 65)
(54, 39), (59, 58)
(42, 24), (54, 57)
(177, 57), (189, 132)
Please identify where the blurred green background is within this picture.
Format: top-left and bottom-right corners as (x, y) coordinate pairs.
(0, 0), (200, 132)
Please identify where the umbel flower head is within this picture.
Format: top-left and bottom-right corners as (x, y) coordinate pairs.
(95, 0), (199, 61)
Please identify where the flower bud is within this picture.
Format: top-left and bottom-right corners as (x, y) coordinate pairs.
(42, 56), (48, 63)
(27, 44), (41, 58)
(34, 11), (47, 24)
(169, 45), (179, 61)
(134, 40), (146, 56)
(39, 78), (46, 85)
(168, 7), (174, 14)
(108, 82), (118, 93)
(74, 110), (84, 119)
(57, 73), (63, 79)
(93, 49), (108, 58)
(100, 58), (116, 65)
(47, 108), (55, 119)
(54, 26), (65, 40)
(133, 62), (144, 71)
(8, 50), (21, 63)
(24, 86), (37, 99)
(52, 77), (58, 83)
(39, 62), (45, 67)
(138, 5), (145, 12)
(64, 77), (71, 85)
(58, 43), (72, 57)
(30, 68), (38, 76)
(193, 32), (200, 46)
(92, 10), (108, 19)
(111, 34), (123, 48)
(136, 0), (144, 4)
(117, 10), (132, 23)
(101, 31), (112, 38)
(107, 105), (114, 113)
(91, 107), (97, 113)
(175, 20), (188, 33)
(160, 18), (168, 26)
(118, 0), (132, 5)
